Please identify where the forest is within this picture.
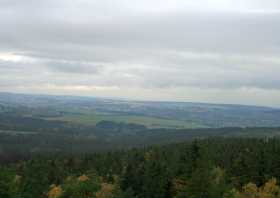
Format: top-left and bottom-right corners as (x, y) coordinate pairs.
(1, 94), (280, 197)
(2, 137), (280, 197)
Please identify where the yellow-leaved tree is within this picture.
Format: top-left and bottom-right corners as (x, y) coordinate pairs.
(229, 178), (280, 198)
(96, 183), (115, 198)
(48, 185), (63, 198)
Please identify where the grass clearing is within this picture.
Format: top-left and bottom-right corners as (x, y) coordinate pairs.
(46, 113), (205, 129)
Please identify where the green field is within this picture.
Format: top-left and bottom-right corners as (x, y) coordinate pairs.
(46, 111), (205, 129)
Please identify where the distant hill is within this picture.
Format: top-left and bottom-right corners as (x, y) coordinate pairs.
(1, 92), (280, 154)
(0, 92), (280, 128)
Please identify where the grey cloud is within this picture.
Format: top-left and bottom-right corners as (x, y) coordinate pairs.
(1, 8), (280, 56)
(44, 60), (102, 74)
(0, 0), (280, 106)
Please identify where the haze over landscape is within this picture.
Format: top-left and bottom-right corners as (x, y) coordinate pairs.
(1, 0), (280, 106)
(2, 1), (280, 198)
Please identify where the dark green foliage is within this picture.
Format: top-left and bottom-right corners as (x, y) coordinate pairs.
(0, 167), (17, 198)
(19, 160), (51, 198)
(60, 176), (100, 198)
(2, 138), (280, 197)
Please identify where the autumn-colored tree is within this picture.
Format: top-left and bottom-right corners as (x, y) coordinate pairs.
(171, 178), (188, 197)
(233, 178), (280, 198)
(48, 185), (63, 198)
(259, 178), (280, 198)
(242, 183), (258, 198)
(77, 174), (89, 182)
(96, 183), (115, 198)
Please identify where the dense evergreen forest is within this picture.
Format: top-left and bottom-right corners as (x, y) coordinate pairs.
(2, 138), (280, 197)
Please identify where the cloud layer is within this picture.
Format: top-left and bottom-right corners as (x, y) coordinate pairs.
(0, 0), (280, 106)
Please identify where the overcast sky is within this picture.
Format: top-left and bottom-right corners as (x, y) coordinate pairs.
(0, 0), (280, 106)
